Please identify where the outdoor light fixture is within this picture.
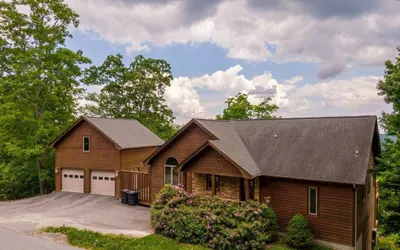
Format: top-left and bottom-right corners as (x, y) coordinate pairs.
(115, 170), (119, 177)
(55, 167), (59, 174)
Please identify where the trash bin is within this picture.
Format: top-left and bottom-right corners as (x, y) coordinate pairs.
(127, 191), (139, 206)
(133, 191), (140, 205)
(120, 189), (128, 204)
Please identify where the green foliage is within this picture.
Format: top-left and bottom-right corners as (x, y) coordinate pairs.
(376, 234), (400, 249)
(285, 214), (313, 249)
(151, 184), (279, 250)
(376, 46), (400, 236)
(0, 0), (90, 199)
(267, 243), (332, 250)
(216, 93), (278, 120)
(41, 226), (207, 250)
(81, 54), (177, 140)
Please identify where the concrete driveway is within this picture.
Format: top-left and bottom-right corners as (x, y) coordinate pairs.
(0, 192), (153, 237)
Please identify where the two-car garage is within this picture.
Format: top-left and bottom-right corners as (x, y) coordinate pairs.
(61, 169), (115, 196)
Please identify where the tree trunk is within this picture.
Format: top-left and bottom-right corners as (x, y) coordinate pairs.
(37, 158), (45, 195)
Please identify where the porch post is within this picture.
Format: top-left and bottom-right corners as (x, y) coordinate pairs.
(212, 174), (216, 196)
(245, 179), (250, 201)
(183, 172), (187, 190)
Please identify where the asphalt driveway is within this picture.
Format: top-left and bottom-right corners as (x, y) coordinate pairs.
(0, 192), (153, 237)
(0, 225), (79, 250)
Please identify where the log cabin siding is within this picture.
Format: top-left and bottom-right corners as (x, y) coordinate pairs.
(121, 146), (159, 173)
(149, 124), (213, 199)
(260, 176), (354, 246)
(55, 121), (121, 195)
(356, 151), (376, 250)
(183, 147), (243, 177)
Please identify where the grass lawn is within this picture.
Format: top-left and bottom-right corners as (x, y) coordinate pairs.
(41, 226), (332, 250)
(268, 243), (332, 250)
(40, 226), (207, 250)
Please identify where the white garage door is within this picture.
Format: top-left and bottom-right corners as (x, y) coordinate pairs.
(91, 171), (115, 196)
(62, 169), (84, 193)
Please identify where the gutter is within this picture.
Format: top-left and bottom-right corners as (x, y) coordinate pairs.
(353, 184), (357, 249)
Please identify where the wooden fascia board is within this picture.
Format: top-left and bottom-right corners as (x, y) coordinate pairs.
(143, 119), (218, 165)
(49, 116), (85, 148)
(178, 141), (252, 179)
(49, 116), (122, 150)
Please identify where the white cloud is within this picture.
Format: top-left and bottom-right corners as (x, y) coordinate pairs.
(126, 43), (150, 55)
(65, 0), (400, 78)
(164, 65), (390, 124)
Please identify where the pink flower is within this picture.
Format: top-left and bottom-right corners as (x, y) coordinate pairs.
(265, 244), (272, 249)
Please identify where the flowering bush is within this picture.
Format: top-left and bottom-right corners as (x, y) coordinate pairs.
(150, 184), (279, 249)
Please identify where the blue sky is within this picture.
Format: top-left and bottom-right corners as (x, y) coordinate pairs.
(64, 0), (399, 124)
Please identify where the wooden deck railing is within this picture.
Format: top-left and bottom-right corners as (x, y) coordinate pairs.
(121, 171), (151, 205)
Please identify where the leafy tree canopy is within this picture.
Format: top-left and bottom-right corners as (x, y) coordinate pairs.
(0, 0), (90, 199)
(81, 54), (177, 140)
(216, 93), (279, 120)
(376, 46), (400, 237)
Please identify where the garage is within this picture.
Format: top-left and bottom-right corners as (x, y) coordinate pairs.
(90, 171), (115, 196)
(62, 169), (84, 193)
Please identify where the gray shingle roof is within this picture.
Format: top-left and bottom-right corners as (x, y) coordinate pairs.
(85, 117), (164, 149)
(196, 116), (379, 185)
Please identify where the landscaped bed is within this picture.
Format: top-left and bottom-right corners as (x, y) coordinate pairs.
(41, 226), (207, 250)
(40, 226), (332, 250)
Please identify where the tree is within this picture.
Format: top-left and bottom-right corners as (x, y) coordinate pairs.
(0, 0), (90, 199)
(376, 46), (400, 238)
(216, 93), (278, 120)
(81, 54), (177, 140)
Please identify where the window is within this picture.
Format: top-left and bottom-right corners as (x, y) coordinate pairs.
(80, 175), (84, 179)
(309, 187), (318, 215)
(69, 175), (73, 178)
(105, 177), (109, 181)
(164, 157), (179, 185)
(110, 177), (115, 181)
(83, 136), (90, 152)
(74, 175), (78, 178)
(64, 174), (68, 178)
(99, 177), (103, 180)
(206, 175), (220, 191)
(93, 176), (97, 180)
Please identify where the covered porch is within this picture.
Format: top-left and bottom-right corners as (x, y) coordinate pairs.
(179, 142), (260, 201)
(185, 173), (259, 201)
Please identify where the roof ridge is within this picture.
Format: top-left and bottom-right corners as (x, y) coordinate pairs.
(195, 115), (376, 122)
(85, 116), (139, 122)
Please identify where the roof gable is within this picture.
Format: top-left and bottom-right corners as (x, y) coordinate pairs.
(50, 116), (164, 150)
(143, 119), (217, 165)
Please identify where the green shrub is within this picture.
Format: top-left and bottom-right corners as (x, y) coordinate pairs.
(150, 184), (279, 250)
(377, 234), (400, 249)
(285, 214), (313, 249)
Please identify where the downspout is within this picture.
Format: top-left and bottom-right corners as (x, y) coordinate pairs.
(353, 184), (357, 250)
